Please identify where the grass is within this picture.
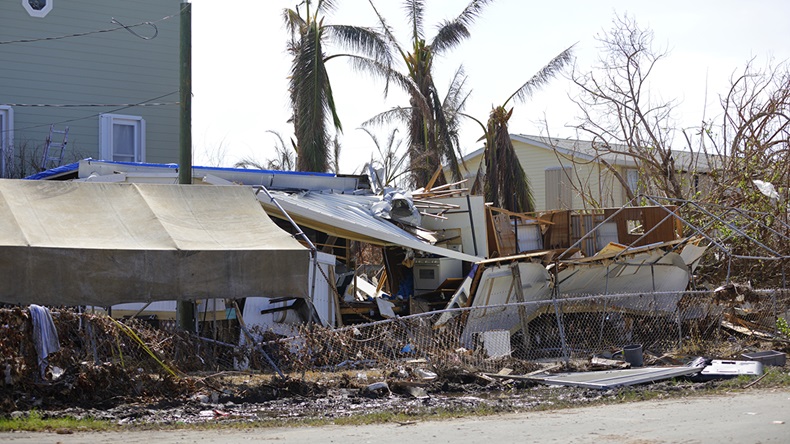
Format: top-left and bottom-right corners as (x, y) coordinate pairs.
(0, 410), (117, 433)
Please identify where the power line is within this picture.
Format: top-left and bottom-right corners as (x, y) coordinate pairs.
(6, 102), (179, 108)
(0, 8), (183, 45)
(5, 91), (180, 133)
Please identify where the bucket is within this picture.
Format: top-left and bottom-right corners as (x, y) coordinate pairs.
(623, 344), (643, 367)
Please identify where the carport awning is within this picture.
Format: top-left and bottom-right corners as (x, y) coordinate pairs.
(0, 180), (311, 306)
(258, 190), (484, 263)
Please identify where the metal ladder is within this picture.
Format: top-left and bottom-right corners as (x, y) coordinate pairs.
(40, 124), (69, 171)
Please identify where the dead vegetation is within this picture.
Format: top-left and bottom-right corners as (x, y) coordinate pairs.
(2, 289), (788, 420)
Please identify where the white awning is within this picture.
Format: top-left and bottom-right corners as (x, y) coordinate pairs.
(0, 180), (311, 306)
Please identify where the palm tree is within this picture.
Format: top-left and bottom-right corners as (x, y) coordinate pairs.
(472, 46), (574, 212)
(359, 127), (411, 191)
(234, 131), (296, 171)
(285, 0), (390, 172)
(364, 0), (493, 187)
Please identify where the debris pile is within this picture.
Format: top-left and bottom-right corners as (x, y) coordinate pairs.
(0, 308), (211, 413)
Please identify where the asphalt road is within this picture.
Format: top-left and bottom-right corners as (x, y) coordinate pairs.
(2, 389), (788, 444)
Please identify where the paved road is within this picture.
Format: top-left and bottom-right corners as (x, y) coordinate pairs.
(2, 389), (788, 444)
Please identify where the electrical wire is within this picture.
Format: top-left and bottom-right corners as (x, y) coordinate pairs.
(4, 90), (180, 133)
(0, 7), (183, 45)
(5, 102), (179, 108)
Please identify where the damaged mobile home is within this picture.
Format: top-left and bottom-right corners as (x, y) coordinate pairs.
(18, 159), (726, 346)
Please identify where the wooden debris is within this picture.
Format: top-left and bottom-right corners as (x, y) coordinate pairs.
(591, 356), (630, 369)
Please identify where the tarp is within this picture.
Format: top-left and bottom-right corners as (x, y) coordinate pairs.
(0, 180), (311, 306)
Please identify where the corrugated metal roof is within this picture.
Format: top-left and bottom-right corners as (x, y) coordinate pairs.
(527, 364), (705, 389)
(259, 190), (484, 263)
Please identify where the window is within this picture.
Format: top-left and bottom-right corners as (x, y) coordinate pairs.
(625, 168), (639, 193)
(99, 114), (146, 162)
(545, 166), (573, 210)
(0, 106), (13, 178)
(23, 0), (53, 17)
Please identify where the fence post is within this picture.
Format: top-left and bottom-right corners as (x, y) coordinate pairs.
(676, 297), (683, 350)
(510, 263), (532, 351)
(551, 261), (570, 363)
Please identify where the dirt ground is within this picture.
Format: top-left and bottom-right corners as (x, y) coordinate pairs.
(6, 368), (598, 424)
(0, 366), (780, 426)
(3, 388), (788, 443)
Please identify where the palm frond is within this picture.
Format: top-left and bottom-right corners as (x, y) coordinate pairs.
(291, 21), (333, 172)
(429, 81), (462, 182)
(315, 0), (338, 15)
(367, 0), (407, 60)
(484, 106), (534, 212)
(431, 20), (471, 54)
(361, 106), (413, 128)
(283, 8), (306, 35)
(403, 0), (425, 42)
(455, 0), (495, 28)
(331, 135), (342, 173)
(325, 25), (392, 66)
(431, 0), (494, 54)
(339, 53), (414, 99)
(443, 65), (471, 112)
(505, 44), (575, 106)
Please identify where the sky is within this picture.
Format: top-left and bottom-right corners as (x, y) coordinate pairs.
(191, 0), (790, 173)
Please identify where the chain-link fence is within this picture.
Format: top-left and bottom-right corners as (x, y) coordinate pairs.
(3, 288), (788, 389)
(258, 288), (790, 374)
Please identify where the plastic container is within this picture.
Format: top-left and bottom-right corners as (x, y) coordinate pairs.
(623, 344), (643, 367)
(740, 350), (786, 367)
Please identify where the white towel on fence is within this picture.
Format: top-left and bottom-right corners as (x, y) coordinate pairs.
(29, 304), (60, 377)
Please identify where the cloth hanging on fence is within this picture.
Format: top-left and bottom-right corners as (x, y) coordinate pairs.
(29, 304), (60, 378)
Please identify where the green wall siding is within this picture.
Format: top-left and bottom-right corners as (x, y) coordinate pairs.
(0, 0), (180, 171)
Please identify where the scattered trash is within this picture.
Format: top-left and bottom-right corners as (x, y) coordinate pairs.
(591, 356), (630, 369)
(695, 360), (763, 381)
(404, 386), (429, 399)
(413, 368), (438, 380)
(192, 394), (211, 404)
(480, 330), (511, 359)
(360, 381), (391, 398)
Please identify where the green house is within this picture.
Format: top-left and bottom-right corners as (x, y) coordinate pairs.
(0, 0), (181, 178)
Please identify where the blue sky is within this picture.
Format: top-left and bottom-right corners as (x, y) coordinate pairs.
(192, 0), (790, 172)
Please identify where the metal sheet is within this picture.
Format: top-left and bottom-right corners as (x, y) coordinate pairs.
(528, 364), (704, 389)
(75, 159), (361, 192)
(461, 262), (552, 347)
(259, 191), (484, 263)
(556, 250), (690, 313)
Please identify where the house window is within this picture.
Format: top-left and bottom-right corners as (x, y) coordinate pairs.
(99, 114), (146, 163)
(0, 106), (13, 178)
(23, 0), (53, 17)
(624, 168), (644, 204)
(545, 166), (573, 210)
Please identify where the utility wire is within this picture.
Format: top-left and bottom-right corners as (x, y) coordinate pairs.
(6, 102), (179, 108)
(0, 8), (183, 45)
(5, 91), (180, 133)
